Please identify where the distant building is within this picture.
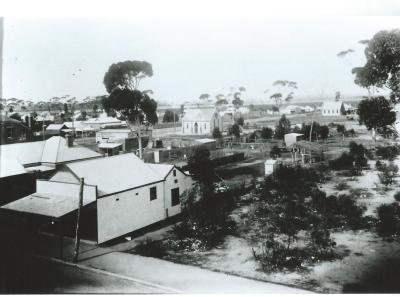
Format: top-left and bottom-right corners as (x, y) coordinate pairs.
(0, 114), (29, 144)
(46, 123), (69, 136)
(84, 113), (123, 131)
(181, 109), (222, 135)
(284, 133), (303, 147)
(265, 159), (280, 176)
(96, 129), (136, 143)
(321, 101), (345, 116)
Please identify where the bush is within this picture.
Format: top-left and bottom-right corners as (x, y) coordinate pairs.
(377, 162), (399, 186)
(329, 142), (368, 171)
(134, 238), (168, 258)
(377, 203), (400, 236)
(329, 152), (354, 170)
(394, 192), (400, 202)
(212, 127), (222, 139)
(311, 192), (367, 230)
(236, 117), (244, 126)
(335, 181), (349, 191)
(376, 145), (400, 161)
(261, 127), (273, 139)
(175, 184), (237, 249)
(269, 146), (281, 159)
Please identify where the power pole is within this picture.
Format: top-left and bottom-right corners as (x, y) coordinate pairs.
(42, 119), (45, 140)
(73, 178), (84, 263)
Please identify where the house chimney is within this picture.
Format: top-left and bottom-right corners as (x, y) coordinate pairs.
(66, 134), (74, 147)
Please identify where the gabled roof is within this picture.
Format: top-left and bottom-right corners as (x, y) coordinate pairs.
(98, 142), (123, 149)
(0, 114), (23, 124)
(46, 124), (68, 131)
(322, 101), (344, 110)
(0, 136), (102, 178)
(85, 117), (121, 125)
(0, 158), (26, 178)
(1, 140), (46, 166)
(147, 163), (174, 179)
(41, 136), (102, 164)
(66, 153), (163, 196)
(1, 181), (97, 218)
(182, 108), (217, 122)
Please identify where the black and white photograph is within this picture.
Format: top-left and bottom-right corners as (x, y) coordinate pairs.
(1, 0), (400, 294)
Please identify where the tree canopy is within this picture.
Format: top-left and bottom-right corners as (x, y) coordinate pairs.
(352, 29), (400, 102)
(102, 60), (158, 125)
(357, 96), (396, 132)
(163, 110), (179, 123)
(275, 115), (291, 139)
(103, 60), (153, 93)
(102, 88), (158, 125)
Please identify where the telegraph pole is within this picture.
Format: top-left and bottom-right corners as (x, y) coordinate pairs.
(73, 178), (84, 263)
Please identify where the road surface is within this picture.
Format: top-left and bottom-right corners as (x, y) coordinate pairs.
(1, 256), (169, 294)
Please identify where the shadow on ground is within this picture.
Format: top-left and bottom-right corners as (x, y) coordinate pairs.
(343, 257), (400, 293)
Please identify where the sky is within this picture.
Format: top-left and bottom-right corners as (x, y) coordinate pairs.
(1, 0), (400, 104)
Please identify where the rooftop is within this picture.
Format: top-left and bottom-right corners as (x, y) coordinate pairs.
(182, 108), (217, 122)
(0, 136), (102, 178)
(65, 153), (163, 196)
(1, 181), (97, 218)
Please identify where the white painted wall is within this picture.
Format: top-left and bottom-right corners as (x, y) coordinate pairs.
(97, 182), (165, 244)
(182, 120), (211, 135)
(163, 168), (193, 217)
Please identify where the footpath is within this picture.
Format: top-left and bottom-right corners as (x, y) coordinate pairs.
(35, 232), (312, 294)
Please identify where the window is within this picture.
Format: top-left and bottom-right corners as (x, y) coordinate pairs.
(173, 169), (176, 177)
(174, 179), (178, 183)
(150, 186), (157, 201)
(171, 187), (180, 206)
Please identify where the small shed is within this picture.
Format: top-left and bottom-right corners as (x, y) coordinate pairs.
(265, 159), (280, 176)
(46, 124), (68, 136)
(284, 133), (303, 147)
(98, 142), (122, 156)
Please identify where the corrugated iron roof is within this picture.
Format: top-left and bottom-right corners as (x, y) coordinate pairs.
(66, 153), (163, 195)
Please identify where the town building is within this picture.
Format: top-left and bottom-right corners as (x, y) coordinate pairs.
(321, 101), (345, 116)
(84, 113), (123, 131)
(46, 124), (69, 136)
(0, 114), (29, 144)
(0, 136), (101, 205)
(3, 153), (194, 244)
(181, 108), (223, 135)
(284, 132), (303, 147)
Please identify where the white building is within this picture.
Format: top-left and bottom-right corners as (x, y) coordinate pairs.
(84, 113), (123, 131)
(48, 153), (193, 243)
(321, 101), (345, 116)
(95, 129), (136, 143)
(181, 108), (222, 135)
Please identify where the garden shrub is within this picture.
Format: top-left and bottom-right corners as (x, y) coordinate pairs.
(377, 162), (399, 186)
(376, 145), (400, 161)
(335, 181), (349, 191)
(134, 238), (168, 258)
(377, 203), (400, 236)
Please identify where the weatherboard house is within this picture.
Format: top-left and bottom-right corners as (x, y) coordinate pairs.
(2, 153), (193, 244)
